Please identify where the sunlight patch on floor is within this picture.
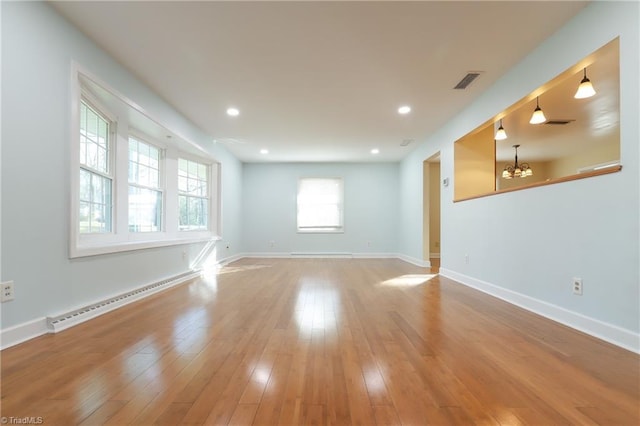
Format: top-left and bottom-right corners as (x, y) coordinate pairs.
(216, 264), (272, 275)
(380, 274), (437, 287)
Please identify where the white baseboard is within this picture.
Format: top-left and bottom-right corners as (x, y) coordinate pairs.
(353, 253), (397, 259)
(1, 271), (200, 350)
(239, 252), (427, 266)
(396, 254), (431, 268)
(0, 317), (48, 350)
(290, 252), (352, 258)
(215, 253), (244, 266)
(440, 268), (640, 354)
(242, 252), (291, 259)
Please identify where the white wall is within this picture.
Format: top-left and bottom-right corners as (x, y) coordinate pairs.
(399, 1), (639, 350)
(0, 2), (242, 330)
(242, 163), (399, 256)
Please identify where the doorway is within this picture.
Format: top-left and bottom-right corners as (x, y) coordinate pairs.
(423, 153), (441, 273)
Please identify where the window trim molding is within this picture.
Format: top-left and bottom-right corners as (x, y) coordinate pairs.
(69, 62), (221, 258)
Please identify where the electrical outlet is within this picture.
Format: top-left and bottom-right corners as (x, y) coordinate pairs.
(1, 281), (15, 302)
(182, 250), (187, 260)
(367, 241), (372, 247)
(464, 254), (469, 264)
(269, 240), (275, 248)
(572, 277), (583, 295)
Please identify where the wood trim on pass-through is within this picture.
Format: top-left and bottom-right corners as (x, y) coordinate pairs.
(454, 165), (622, 203)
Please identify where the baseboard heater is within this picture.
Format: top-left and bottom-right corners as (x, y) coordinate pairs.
(46, 270), (201, 333)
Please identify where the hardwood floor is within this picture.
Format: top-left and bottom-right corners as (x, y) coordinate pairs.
(1, 258), (638, 425)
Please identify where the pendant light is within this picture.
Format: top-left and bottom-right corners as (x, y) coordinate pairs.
(574, 67), (596, 99)
(495, 119), (507, 140)
(529, 96), (546, 124)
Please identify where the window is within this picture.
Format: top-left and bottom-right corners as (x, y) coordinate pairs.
(178, 158), (209, 231)
(297, 178), (343, 232)
(70, 67), (220, 257)
(128, 137), (163, 232)
(79, 100), (113, 233)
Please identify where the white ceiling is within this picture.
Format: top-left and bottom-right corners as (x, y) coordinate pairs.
(51, 1), (588, 163)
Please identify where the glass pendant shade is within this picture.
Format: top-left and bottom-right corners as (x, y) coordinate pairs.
(529, 97), (546, 124)
(574, 68), (596, 99)
(495, 119), (507, 140)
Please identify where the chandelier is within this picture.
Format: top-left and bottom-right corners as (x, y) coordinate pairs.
(502, 144), (533, 179)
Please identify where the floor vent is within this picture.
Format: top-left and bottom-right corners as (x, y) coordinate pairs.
(46, 271), (201, 333)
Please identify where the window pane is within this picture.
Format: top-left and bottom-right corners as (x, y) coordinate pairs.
(86, 141), (98, 170)
(129, 186), (162, 232)
(79, 201), (90, 233)
(178, 158), (210, 231)
(98, 119), (107, 148)
(178, 176), (188, 192)
(179, 158), (188, 176)
(149, 169), (159, 188)
(79, 170), (112, 234)
(297, 178), (343, 230)
(79, 169), (91, 201)
(179, 195), (188, 227)
(149, 146), (159, 168)
(129, 138), (138, 163)
(179, 195), (208, 230)
(129, 137), (161, 189)
(80, 100), (109, 174)
(97, 146), (106, 172)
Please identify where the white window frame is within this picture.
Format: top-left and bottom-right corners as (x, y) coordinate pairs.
(178, 154), (212, 232)
(296, 177), (344, 233)
(69, 64), (221, 258)
(78, 95), (116, 235)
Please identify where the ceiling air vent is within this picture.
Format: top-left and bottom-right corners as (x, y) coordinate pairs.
(453, 72), (482, 90)
(544, 119), (575, 125)
(400, 139), (414, 147)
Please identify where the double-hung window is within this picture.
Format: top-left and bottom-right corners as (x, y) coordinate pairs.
(128, 137), (163, 232)
(178, 158), (209, 231)
(71, 67), (220, 257)
(297, 177), (344, 232)
(79, 100), (113, 234)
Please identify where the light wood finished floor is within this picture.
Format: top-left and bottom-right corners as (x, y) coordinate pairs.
(1, 258), (638, 425)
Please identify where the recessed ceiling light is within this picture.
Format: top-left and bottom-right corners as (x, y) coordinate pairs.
(226, 107), (240, 117)
(398, 105), (411, 115)
(371, 148), (380, 155)
(260, 149), (269, 154)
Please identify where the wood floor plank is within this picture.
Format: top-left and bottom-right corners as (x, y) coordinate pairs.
(1, 258), (638, 425)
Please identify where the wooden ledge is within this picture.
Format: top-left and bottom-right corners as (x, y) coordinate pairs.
(454, 165), (622, 203)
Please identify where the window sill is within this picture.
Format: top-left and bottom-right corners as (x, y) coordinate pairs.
(297, 228), (344, 234)
(454, 165), (622, 203)
(70, 233), (221, 258)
